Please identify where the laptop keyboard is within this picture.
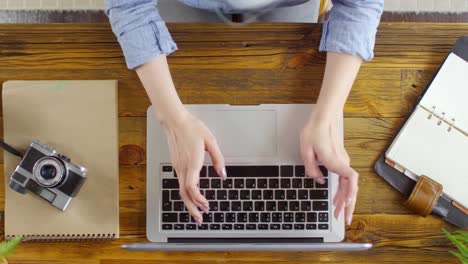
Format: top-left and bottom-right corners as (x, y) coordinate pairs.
(160, 165), (330, 232)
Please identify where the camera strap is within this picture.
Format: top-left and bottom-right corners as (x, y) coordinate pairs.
(0, 140), (23, 158)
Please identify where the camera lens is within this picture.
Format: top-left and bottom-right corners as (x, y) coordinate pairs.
(40, 164), (57, 180)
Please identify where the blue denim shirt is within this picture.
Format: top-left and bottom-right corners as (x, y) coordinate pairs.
(105, 0), (383, 70)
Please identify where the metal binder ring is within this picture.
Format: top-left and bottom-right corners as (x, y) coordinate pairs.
(448, 118), (455, 132)
(437, 112), (445, 126)
(428, 106), (436, 119)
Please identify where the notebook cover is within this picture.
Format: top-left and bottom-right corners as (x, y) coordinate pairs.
(3, 80), (120, 240)
(374, 37), (468, 228)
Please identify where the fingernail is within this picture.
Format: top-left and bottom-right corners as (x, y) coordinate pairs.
(318, 178), (325, 184)
(196, 217), (202, 225)
(221, 167), (227, 180)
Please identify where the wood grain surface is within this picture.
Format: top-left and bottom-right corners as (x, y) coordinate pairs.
(0, 23), (464, 263)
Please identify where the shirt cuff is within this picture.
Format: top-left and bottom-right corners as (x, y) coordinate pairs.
(118, 21), (178, 70)
(319, 18), (376, 62)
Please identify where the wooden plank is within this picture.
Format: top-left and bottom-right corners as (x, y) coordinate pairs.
(6, 215), (457, 263)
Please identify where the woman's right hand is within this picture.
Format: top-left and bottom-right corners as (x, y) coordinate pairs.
(160, 109), (226, 224)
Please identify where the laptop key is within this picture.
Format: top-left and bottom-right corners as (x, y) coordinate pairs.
(200, 166), (207, 178)
(307, 212), (317, 222)
(237, 213), (248, 223)
(234, 224), (245, 230)
(246, 224), (257, 230)
(243, 201), (253, 211)
(162, 213), (178, 223)
(306, 224), (317, 230)
(198, 224), (209, 230)
(217, 190), (227, 200)
(284, 213), (294, 223)
(280, 165), (293, 177)
(210, 224), (221, 230)
(278, 201), (288, 211)
(295, 166), (305, 177)
(266, 201), (276, 211)
(246, 179), (256, 188)
(275, 190), (285, 200)
(234, 179), (245, 188)
(260, 213), (271, 222)
(304, 178), (314, 188)
(310, 190), (328, 199)
(162, 179), (179, 189)
(162, 224), (172, 230)
(209, 201), (219, 211)
(199, 179), (209, 189)
(162, 201), (172, 212)
(222, 224), (233, 230)
(318, 224), (329, 230)
(263, 190), (274, 200)
(252, 190), (262, 200)
(289, 201), (300, 211)
(315, 178), (328, 188)
(214, 213), (224, 223)
(240, 190), (250, 200)
(257, 178), (268, 188)
(295, 212), (305, 222)
(162, 166), (173, 172)
(286, 190), (297, 200)
(259, 224), (269, 230)
(292, 178), (302, 188)
(211, 179), (221, 188)
(226, 213), (236, 222)
(319, 212), (329, 222)
(179, 213), (190, 223)
(269, 179), (279, 188)
(249, 213), (259, 222)
(280, 179), (291, 188)
(313, 201), (328, 211)
(173, 201), (185, 211)
(186, 224), (196, 230)
(231, 201), (242, 211)
(223, 178), (233, 188)
(301, 201), (311, 211)
(319, 166), (328, 177)
(282, 224), (292, 230)
(272, 213), (282, 222)
(225, 166), (279, 177)
(228, 190), (239, 200)
(294, 224), (305, 230)
(203, 213), (213, 223)
(270, 224), (280, 230)
(174, 224), (184, 230)
(298, 190), (308, 200)
(171, 190), (181, 200)
(220, 201), (230, 211)
(255, 201), (265, 211)
(205, 190), (216, 200)
(163, 190), (170, 202)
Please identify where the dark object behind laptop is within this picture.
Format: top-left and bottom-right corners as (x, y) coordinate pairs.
(8, 140), (87, 211)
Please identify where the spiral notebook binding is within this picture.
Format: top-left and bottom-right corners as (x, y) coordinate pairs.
(6, 233), (116, 242)
(426, 105), (456, 133)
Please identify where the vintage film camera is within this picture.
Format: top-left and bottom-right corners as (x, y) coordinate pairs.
(8, 140), (87, 211)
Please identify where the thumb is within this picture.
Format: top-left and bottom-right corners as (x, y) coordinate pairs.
(205, 133), (226, 179)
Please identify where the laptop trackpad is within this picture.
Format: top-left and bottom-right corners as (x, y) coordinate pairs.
(212, 110), (277, 157)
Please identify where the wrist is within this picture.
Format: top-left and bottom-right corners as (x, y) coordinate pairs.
(309, 102), (343, 125)
(154, 103), (189, 129)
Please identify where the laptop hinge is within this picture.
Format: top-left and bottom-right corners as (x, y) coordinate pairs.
(168, 237), (324, 243)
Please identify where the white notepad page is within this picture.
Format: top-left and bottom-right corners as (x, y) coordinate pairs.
(386, 53), (468, 208)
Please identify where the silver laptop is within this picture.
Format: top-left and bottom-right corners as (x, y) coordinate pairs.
(143, 104), (371, 251)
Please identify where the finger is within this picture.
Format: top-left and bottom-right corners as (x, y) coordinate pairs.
(205, 133), (226, 179)
(319, 150), (355, 182)
(345, 168), (359, 205)
(185, 151), (210, 213)
(345, 195), (357, 225)
(333, 177), (348, 219)
(301, 147), (324, 183)
(179, 188), (203, 224)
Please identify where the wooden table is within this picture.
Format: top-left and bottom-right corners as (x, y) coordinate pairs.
(0, 23), (464, 263)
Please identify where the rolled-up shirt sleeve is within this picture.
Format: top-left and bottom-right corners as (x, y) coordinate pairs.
(105, 0), (177, 69)
(319, 0), (383, 61)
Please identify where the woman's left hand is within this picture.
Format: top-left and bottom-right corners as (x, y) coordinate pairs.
(300, 110), (359, 225)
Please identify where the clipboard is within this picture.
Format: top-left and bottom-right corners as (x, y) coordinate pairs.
(374, 36), (468, 228)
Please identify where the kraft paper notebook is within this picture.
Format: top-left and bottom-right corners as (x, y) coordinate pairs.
(385, 52), (468, 209)
(3, 80), (119, 240)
